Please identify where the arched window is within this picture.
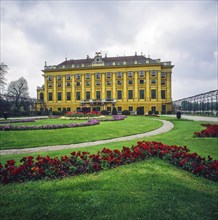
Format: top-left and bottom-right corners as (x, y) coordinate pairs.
(40, 93), (44, 100)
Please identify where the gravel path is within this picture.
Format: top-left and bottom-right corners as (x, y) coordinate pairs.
(163, 114), (218, 122)
(0, 119), (174, 155)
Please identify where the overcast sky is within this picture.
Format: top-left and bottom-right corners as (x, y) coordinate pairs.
(1, 0), (217, 100)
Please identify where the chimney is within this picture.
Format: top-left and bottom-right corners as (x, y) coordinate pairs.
(135, 51), (137, 56)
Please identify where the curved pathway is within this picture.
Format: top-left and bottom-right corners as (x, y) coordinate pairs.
(163, 114), (218, 122)
(0, 119), (174, 155)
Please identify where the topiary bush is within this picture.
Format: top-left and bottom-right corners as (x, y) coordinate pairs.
(112, 107), (118, 115)
(137, 107), (144, 115)
(101, 110), (109, 115)
(122, 110), (130, 115)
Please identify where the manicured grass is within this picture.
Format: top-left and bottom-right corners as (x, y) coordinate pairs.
(0, 117), (162, 150)
(0, 159), (217, 220)
(1, 117), (217, 164)
(0, 117), (217, 220)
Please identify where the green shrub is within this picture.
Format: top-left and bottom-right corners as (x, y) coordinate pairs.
(101, 110), (109, 115)
(137, 107), (144, 115)
(53, 111), (62, 115)
(112, 107), (118, 115)
(122, 110), (130, 115)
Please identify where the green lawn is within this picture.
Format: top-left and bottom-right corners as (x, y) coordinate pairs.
(0, 117), (162, 150)
(0, 116), (218, 220)
(0, 159), (217, 220)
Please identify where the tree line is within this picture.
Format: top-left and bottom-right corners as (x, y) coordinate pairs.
(0, 63), (36, 117)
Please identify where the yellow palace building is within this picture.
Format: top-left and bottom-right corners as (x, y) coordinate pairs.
(37, 52), (174, 114)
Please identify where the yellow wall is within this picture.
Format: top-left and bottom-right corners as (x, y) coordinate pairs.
(37, 63), (173, 114)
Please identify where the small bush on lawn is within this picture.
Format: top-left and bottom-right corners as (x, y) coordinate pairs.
(101, 110), (109, 115)
(122, 110), (130, 115)
(112, 107), (118, 115)
(194, 124), (218, 138)
(1, 141), (217, 184)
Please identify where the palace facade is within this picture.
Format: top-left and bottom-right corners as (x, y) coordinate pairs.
(37, 52), (174, 114)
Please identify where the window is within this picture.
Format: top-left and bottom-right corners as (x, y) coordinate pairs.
(76, 82), (80, 86)
(57, 83), (61, 88)
(67, 92), (71, 101)
(129, 106), (133, 112)
(39, 93), (44, 100)
(86, 91), (90, 100)
(66, 74), (71, 80)
(76, 107), (81, 112)
(96, 107), (101, 112)
(76, 74), (80, 80)
(117, 90), (122, 99)
(57, 75), (61, 80)
(161, 72), (166, 78)
(128, 90), (133, 99)
(57, 92), (62, 101)
(151, 79), (156, 85)
(118, 107), (122, 112)
(96, 73), (101, 79)
(106, 91), (111, 99)
(86, 81), (90, 86)
(76, 92), (80, 100)
(48, 76), (52, 81)
(139, 79), (144, 85)
(66, 82), (71, 87)
(139, 90), (144, 99)
(107, 107), (111, 112)
(128, 80), (133, 85)
(86, 73), (90, 79)
(96, 91), (101, 99)
(151, 89), (156, 99)
(106, 72), (111, 78)
(117, 80), (122, 85)
(117, 72), (122, 78)
(161, 105), (166, 113)
(151, 70), (157, 77)
(48, 92), (52, 101)
(161, 80), (166, 85)
(106, 81), (111, 86)
(161, 90), (166, 99)
(48, 83), (53, 88)
(67, 107), (71, 112)
(139, 71), (145, 77)
(58, 108), (61, 112)
(151, 106), (156, 113)
(96, 81), (100, 86)
(128, 71), (133, 77)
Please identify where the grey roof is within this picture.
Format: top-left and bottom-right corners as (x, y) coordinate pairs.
(56, 55), (157, 68)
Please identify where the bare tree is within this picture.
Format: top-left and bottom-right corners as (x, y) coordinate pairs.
(0, 63), (8, 94)
(7, 77), (30, 113)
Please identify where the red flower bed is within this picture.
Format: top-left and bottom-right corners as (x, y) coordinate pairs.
(1, 141), (217, 184)
(194, 124), (218, 138)
(65, 111), (101, 118)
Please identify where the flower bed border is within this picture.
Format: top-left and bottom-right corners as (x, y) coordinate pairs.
(0, 119), (36, 124)
(0, 115), (126, 131)
(1, 141), (217, 184)
(0, 119), (99, 131)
